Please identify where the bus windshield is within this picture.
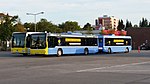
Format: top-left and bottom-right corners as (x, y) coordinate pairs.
(31, 34), (46, 49)
(12, 33), (26, 48)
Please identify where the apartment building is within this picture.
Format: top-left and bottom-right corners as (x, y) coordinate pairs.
(95, 15), (119, 30)
(0, 13), (12, 24)
(0, 13), (5, 23)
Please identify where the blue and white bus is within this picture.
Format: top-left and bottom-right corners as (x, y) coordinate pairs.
(98, 35), (132, 53)
(29, 32), (99, 56)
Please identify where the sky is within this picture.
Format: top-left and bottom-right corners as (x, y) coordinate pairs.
(0, 0), (150, 27)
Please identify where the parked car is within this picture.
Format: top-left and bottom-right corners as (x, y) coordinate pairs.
(140, 43), (150, 50)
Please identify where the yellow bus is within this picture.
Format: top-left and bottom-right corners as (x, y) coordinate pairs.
(11, 32), (39, 56)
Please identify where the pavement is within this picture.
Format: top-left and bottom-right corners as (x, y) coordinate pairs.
(0, 50), (150, 84)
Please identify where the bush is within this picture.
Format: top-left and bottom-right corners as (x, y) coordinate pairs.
(0, 43), (7, 51)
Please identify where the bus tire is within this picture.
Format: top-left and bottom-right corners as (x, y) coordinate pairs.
(84, 48), (89, 55)
(23, 53), (28, 56)
(57, 49), (63, 57)
(108, 48), (112, 54)
(125, 47), (129, 53)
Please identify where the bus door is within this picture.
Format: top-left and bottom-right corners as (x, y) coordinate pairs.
(98, 38), (103, 52)
(26, 35), (31, 54)
(47, 36), (59, 54)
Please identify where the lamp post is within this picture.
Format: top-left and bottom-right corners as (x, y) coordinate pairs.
(26, 12), (44, 32)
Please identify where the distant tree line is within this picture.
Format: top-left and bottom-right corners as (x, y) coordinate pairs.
(139, 18), (150, 27)
(117, 19), (132, 31)
(1, 14), (150, 44)
(117, 17), (150, 30)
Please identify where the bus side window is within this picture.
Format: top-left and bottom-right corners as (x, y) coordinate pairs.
(105, 39), (109, 46)
(48, 37), (58, 48)
(81, 38), (85, 46)
(60, 38), (66, 46)
(92, 38), (98, 46)
(105, 38), (113, 46)
(125, 39), (131, 45)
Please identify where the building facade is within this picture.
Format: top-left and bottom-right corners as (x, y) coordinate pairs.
(95, 15), (119, 30)
(127, 28), (150, 50)
(0, 13), (5, 23)
(0, 13), (12, 24)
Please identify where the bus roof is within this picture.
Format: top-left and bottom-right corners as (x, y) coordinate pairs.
(12, 32), (26, 34)
(12, 32), (43, 34)
(17, 32), (131, 39)
(12, 32), (45, 36)
(47, 33), (98, 38)
(98, 35), (131, 39)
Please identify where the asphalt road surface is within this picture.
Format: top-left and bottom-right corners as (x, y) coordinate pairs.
(0, 50), (150, 84)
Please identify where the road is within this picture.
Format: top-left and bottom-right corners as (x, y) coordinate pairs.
(0, 50), (150, 84)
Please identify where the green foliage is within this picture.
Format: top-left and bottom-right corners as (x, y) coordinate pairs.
(24, 19), (81, 33)
(14, 22), (25, 32)
(59, 21), (80, 32)
(0, 14), (18, 41)
(133, 24), (138, 27)
(82, 23), (94, 34)
(24, 19), (62, 33)
(24, 22), (35, 32)
(117, 19), (125, 31)
(139, 18), (149, 27)
(125, 20), (132, 30)
(83, 23), (93, 31)
(37, 19), (57, 32)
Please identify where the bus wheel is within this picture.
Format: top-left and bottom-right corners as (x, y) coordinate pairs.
(108, 48), (111, 54)
(57, 49), (63, 57)
(23, 53), (28, 56)
(125, 48), (129, 53)
(84, 48), (89, 55)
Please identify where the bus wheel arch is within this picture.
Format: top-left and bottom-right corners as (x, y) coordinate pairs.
(108, 48), (112, 54)
(57, 48), (63, 57)
(84, 48), (89, 55)
(125, 47), (129, 53)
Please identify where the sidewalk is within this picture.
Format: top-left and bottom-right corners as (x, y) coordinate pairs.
(131, 50), (150, 53)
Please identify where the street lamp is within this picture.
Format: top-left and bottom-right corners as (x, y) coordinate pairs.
(26, 12), (44, 32)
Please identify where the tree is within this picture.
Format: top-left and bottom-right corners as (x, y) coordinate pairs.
(139, 21), (142, 27)
(139, 18), (149, 27)
(24, 19), (62, 33)
(125, 20), (132, 30)
(133, 24), (138, 28)
(0, 14), (18, 41)
(24, 22), (35, 32)
(14, 18), (25, 32)
(83, 23), (93, 34)
(0, 14), (18, 50)
(83, 23), (93, 30)
(14, 23), (25, 32)
(117, 19), (125, 31)
(59, 21), (80, 32)
(37, 19), (62, 33)
(37, 19), (52, 32)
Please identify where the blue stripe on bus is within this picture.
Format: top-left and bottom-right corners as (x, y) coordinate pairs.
(103, 46), (132, 53)
(48, 46), (98, 55)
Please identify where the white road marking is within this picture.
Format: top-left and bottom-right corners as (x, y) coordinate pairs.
(93, 70), (150, 72)
(76, 61), (150, 72)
